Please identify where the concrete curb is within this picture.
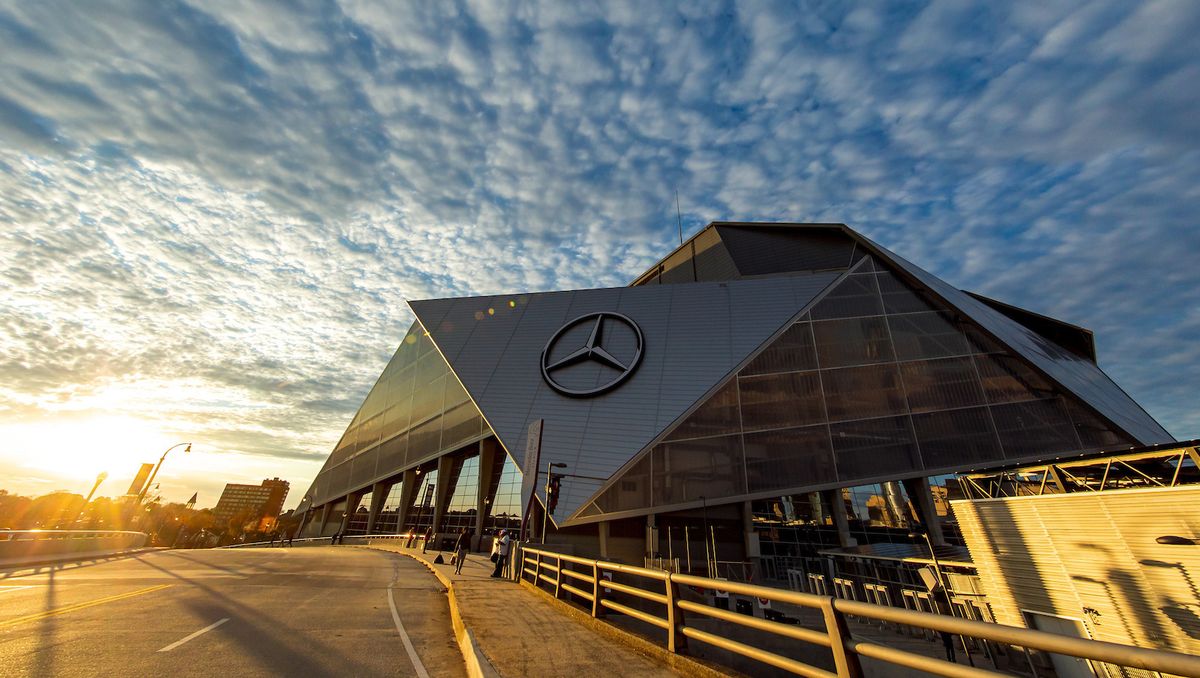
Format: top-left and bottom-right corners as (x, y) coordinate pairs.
(518, 579), (741, 678)
(362, 546), (501, 678)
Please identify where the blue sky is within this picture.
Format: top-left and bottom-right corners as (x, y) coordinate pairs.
(1, 1), (1197, 508)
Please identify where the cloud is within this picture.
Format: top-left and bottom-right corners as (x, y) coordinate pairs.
(1, 1), (1198, 503)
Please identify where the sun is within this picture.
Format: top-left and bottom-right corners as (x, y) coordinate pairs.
(0, 414), (177, 491)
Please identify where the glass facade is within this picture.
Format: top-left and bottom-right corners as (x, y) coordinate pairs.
(484, 455), (524, 534)
(307, 323), (491, 507)
(345, 491), (372, 535)
(442, 455), (481, 533)
(403, 468), (439, 533)
(374, 481), (406, 534)
(596, 263), (1133, 515)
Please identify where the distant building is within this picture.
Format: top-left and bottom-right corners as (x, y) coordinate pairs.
(213, 478), (290, 532)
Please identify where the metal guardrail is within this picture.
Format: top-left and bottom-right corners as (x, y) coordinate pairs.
(0, 529), (148, 565)
(520, 546), (1200, 678)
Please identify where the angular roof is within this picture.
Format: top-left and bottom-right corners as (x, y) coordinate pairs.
(409, 273), (843, 522)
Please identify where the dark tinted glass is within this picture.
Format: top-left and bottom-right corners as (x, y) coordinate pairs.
(822, 363), (907, 421)
(597, 454), (652, 512)
(900, 357), (986, 413)
(738, 371), (825, 431)
(741, 322), (819, 375)
(831, 416), (921, 478)
(974, 353), (1056, 404)
(813, 316), (896, 368)
(810, 274), (884, 320)
(1065, 400), (1132, 449)
(665, 380), (741, 441)
(888, 312), (971, 360)
(876, 272), (937, 314)
(743, 426), (836, 493)
(652, 435), (746, 506)
(992, 398), (1078, 459)
(911, 407), (1001, 469)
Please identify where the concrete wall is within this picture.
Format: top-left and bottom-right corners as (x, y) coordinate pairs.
(0, 531), (147, 566)
(954, 486), (1200, 656)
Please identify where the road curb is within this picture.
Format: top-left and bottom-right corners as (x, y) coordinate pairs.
(362, 546), (501, 678)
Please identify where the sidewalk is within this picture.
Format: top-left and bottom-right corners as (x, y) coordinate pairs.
(361, 541), (723, 678)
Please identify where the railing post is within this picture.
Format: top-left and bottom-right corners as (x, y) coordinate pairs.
(593, 562), (605, 618)
(665, 574), (687, 654)
(554, 556), (563, 599)
(534, 551), (542, 587)
(821, 597), (863, 678)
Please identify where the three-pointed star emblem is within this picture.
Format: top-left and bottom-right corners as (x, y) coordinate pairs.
(540, 312), (644, 397)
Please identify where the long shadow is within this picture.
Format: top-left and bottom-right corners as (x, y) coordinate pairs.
(30, 568), (58, 677)
(0, 551), (149, 580)
(134, 548), (397, 676)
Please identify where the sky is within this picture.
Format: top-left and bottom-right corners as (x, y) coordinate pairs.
(1, 1), (1198, 510)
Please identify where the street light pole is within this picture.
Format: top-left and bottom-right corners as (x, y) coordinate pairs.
(137, 442), (192, 506)
(66, 471), (108, 528)
(542, 462), (567, 544)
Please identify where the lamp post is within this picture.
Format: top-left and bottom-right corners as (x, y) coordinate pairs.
(542, 462), (567, 544)
(66, 471), (108, 528)
(137, 442), (192, 505)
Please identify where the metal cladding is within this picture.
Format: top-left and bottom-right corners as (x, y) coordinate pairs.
(409, 273), (843, 523)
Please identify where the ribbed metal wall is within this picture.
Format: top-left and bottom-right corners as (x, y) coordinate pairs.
(954, 486), (1200, 660)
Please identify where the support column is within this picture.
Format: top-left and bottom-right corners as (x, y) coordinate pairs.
(742, 501), (760, 579)
(365, 481), (389, 534)
(821, 488), (857, 548)
(318, 504), (333, 534)
(396, 468), (418, 533)
(339, 491), (364, 535)
(599, 520), (610, 560)
(432, 455), (455, 534)
(475, 438), (502, 538)
(902, 477), (946, 546)
(808, 492), (825, 524)
(646, 513), (658, 560)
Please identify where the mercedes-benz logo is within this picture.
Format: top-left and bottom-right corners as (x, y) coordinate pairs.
(541, 312), (644, 397)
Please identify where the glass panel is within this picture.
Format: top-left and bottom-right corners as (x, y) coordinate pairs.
(876, 272), (937, 314)
(821, 363), (907, 421)
(486, 455), (524, 533)
(810, 273), (884, 320)
(441, 401), (483, 450)
(813, 316), (896, 368)
(974, 353), (1057, 404)
(409, 374), (446, 425)
(596, 454), (652, 513)
(375, 480), (406, 534)
(741, 322), (819, 376)
(407, 416), (442, 465)
(888, 312), (971, 361)
(1065, 400), (1131, 449)
(404, 468), (439, 532)
(346, 491), (372, 535)
(899, 357), (985, 413)
(743, 426), (836, 493)
(376, 432), (407, 477)
(652, 435), (746, 506)
(911, 407), (1002, 469)
(738, 371), (826, 431)
(666, 380), (741, 441)
(443, 455), (481, 533)
(991, 399), (1078, 459)
(830, 416), (922, 479)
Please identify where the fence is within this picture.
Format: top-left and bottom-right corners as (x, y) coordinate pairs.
(519, 546), (1200, 678)
(0, 529), (147, 566)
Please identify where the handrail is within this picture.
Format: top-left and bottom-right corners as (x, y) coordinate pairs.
(0, 529), (146, 540)
(519, 545), (1200, 678)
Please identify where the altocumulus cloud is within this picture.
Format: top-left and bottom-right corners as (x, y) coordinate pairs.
(1, 1), (1198, 502)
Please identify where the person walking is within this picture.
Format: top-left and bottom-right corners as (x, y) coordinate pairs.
(453, 527), (469, 575)
(421, 526), (434, 554)
(490, 529), (511, 578)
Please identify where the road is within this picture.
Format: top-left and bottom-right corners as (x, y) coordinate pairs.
(0, 547), (465, 677)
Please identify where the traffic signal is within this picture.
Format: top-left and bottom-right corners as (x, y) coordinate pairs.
(547, 474), (562, 515)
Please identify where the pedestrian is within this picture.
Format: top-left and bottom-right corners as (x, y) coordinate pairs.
(453, 527), (469, 575)
(331, 531), (339, 545)
(490, 529), (511, 578)
(422, 526), (434, 554)
(287, 530), (295, 547)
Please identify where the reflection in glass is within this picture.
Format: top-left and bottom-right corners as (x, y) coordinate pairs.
(403, 467), (439, 532)
(738, 371), (825, 431)
(653, 435), (746, 506)
(744, 426), (835, 493)
(665, 380), (741, 441)
(813, 316), (896, 368)
(831, 416), (921, 478)
(911, 407), (1001, 469)
(443, 455), (481, 533)
(992, 399), (1078, 459)
(742, 322), (818, 376)
(899, 357), (985, 413)
(822, 363), (907, 421)
(486, 455), (523, 533)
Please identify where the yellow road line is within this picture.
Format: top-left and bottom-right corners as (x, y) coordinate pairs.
(0, 584), (172, 629)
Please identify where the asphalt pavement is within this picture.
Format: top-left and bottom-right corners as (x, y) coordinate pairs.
(0, 547), (465, 677)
